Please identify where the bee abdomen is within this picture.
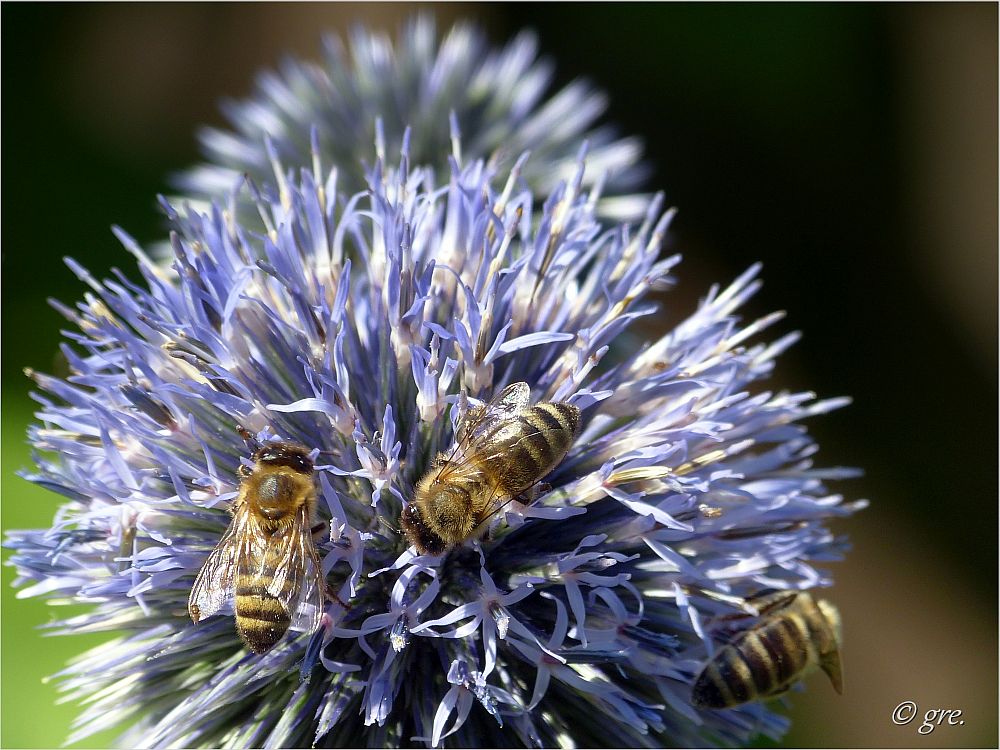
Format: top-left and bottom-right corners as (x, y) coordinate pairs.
(691, 644), (757, 708)
(235, 588), (291, 653)
(235, 566), (296, 598)
(756, 616), (812, 691)
(692, 609), (816, 708)
(531, 401), (580, 434)
(235, 576), (294, 654)
(494, 403), (580, 493)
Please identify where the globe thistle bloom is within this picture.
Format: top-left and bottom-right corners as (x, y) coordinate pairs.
(175, 16), (647, 223)
(7, 132), (864, 748)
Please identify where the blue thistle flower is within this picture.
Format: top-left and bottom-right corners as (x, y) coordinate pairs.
(6, 131), (864, 748)
(175, 16), (648, 222)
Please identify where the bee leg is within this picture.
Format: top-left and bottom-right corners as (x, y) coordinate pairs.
(748, 591), (798, 617)
(705, 592), (797, 635)
(708, 611), (755, 626)
(323, 584), (351, 610)
(519, 482), (552, 504)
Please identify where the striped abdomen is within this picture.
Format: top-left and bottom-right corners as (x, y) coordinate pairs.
(234, 565), (293, 654)
(691, 593), (843, 709)
(477, 402), (581, 495)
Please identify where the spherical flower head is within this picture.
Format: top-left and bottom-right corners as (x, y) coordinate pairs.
(7, 136), (864, 748)
(175, 16), (648, 223)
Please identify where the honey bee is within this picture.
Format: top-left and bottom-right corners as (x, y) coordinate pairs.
(401, 382), (581, 556)
(188, 441), (325, 653)
(691, 591), (843, 709)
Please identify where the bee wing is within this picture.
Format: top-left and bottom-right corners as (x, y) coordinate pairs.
(439, 382), (531, 479)
(257, 504), (325, 634)
(188, 503), (253, 622)
(459, 407), (579, 532)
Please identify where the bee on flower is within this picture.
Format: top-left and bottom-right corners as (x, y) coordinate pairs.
(5, 18), (864, 750)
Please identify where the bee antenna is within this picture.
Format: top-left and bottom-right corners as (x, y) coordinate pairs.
(236, 424), (261, 449)
(376, 514), (399, 534)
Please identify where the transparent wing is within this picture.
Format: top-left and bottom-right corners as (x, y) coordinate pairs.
(463, 407), (576, 528)
(456, 382), (530, 449)
(439, 382), (531, 480)
(188, 503), (253, 622)
(470, 421), (559, 470)
(255, 504), (325, 634)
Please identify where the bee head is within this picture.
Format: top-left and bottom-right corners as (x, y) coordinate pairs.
(253, 442), (314, 475)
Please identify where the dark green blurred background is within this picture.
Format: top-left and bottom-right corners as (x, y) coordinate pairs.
(2, 3), (996, 747)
